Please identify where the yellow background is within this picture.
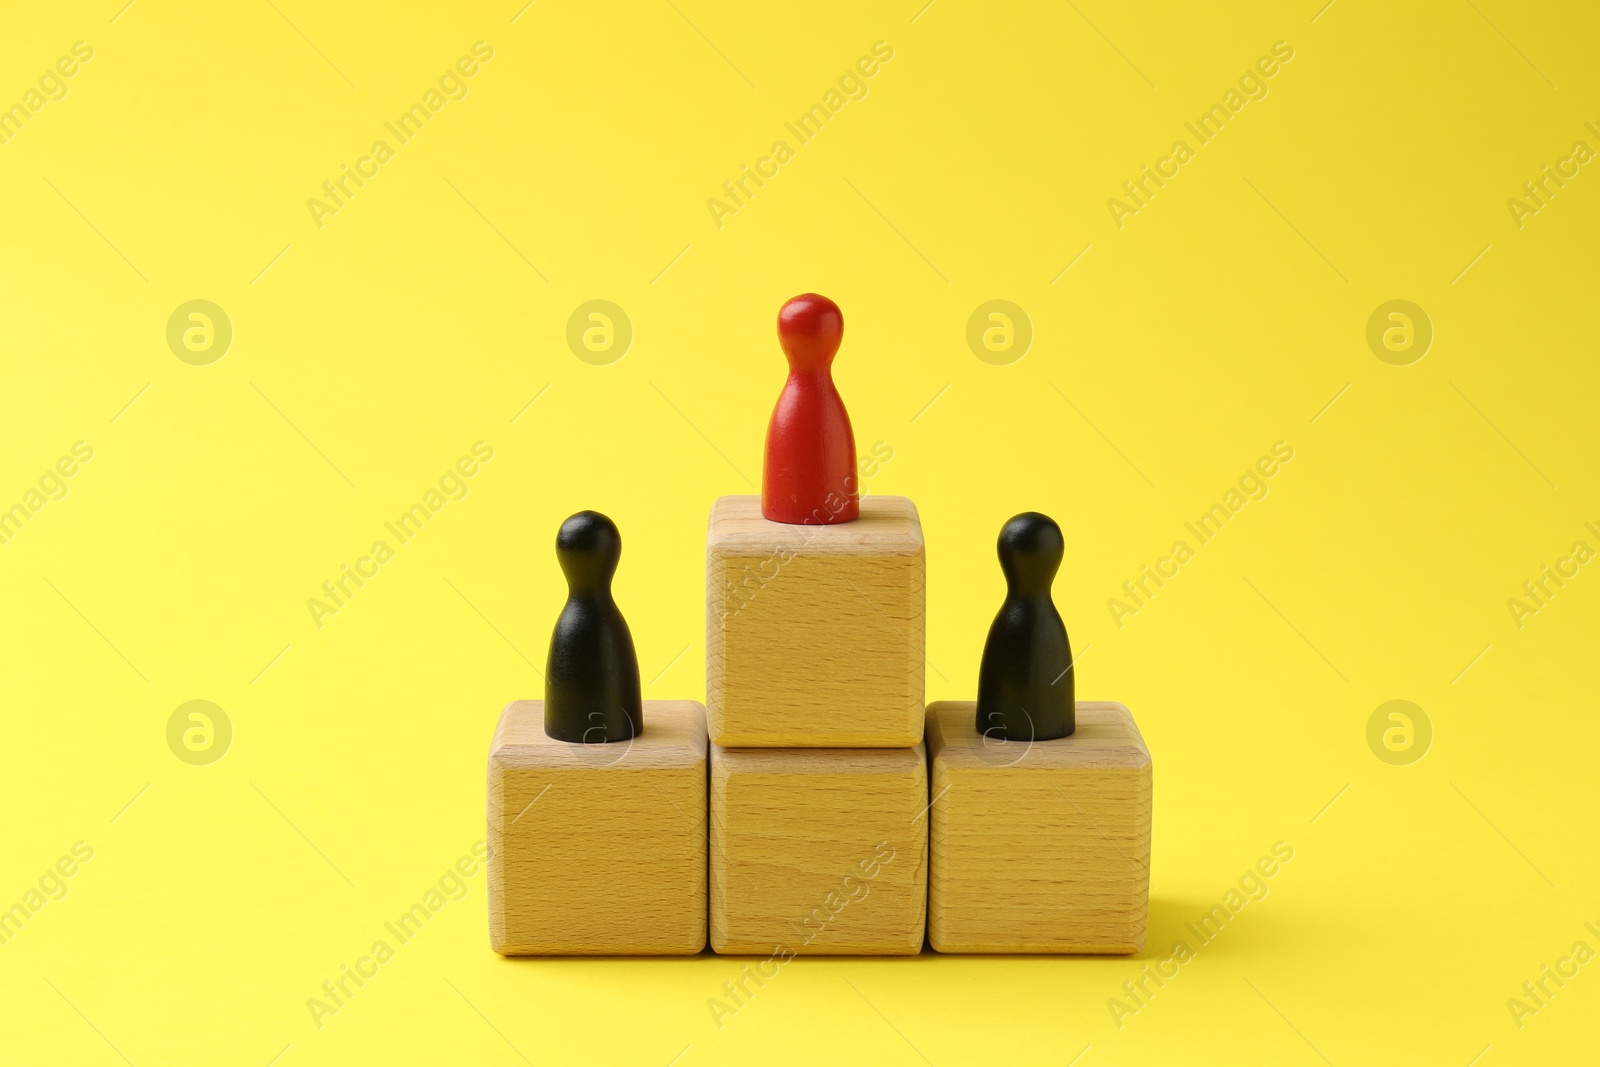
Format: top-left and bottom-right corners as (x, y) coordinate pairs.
(2, 0), (1597, 1063)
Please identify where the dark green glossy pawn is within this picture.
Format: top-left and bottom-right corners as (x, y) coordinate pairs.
(544, 511), (642, 743)
(975, 512), (1074, 742)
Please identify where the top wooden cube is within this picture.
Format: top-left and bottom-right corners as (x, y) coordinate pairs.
(706, 495), (925, 747)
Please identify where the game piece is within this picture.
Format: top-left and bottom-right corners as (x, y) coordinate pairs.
(488, 699), (708, 955)
(710, 743), (928, 955)
(975, 512), (1074, 742)
(926, 700), (1151, 954)
(545, 511), (641, 743)
(762, 293), (859, 526)
(706, 494), (925, 747)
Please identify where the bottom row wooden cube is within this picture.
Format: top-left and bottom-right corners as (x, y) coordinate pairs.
(710, 744), (928, 955)
(487, 699), (707, 955)
(926, 700), (1152, 954)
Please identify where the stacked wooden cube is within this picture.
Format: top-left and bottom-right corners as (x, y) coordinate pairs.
(706, 494), (929, 954)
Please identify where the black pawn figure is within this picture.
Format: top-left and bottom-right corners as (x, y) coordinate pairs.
(544, 511), (642, 744)
(975, 512), (1074, 742)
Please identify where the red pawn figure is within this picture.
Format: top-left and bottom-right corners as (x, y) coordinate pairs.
(762, 294), (859, 525)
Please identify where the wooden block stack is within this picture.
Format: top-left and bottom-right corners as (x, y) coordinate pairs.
(483, 290), (1155, 959)
(705, 495), (929, 954)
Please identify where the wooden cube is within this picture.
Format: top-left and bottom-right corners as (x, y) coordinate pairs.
(710, 744), (928, 955)
(926, 701), (1152, 954)
(706, 494), (925, 747)
(487, 699), (707, 955)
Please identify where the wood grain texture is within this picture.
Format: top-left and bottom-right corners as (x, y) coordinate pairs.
(710, 744), (928, 955)
(706, 494), (925, 747)
(926, 701), (1151, 954)
(487, 700), (707, 955)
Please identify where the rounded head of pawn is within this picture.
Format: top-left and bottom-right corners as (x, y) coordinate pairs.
(996, 512), (1064, 594)
(777, 293), (844, 372)
(555, 510), (621, 593)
